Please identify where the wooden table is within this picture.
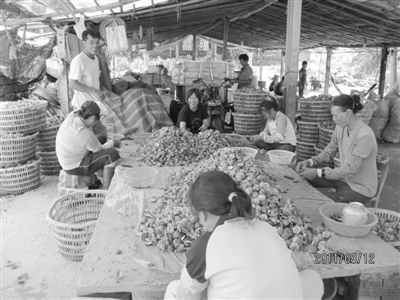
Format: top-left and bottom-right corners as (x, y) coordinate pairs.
(78, 142), (400, 299)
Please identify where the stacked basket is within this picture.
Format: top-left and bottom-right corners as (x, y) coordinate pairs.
(0, 99), (47, 195)
(37, 116), (64, 175)
(297, 95), (333, 161)
(232, 91), (268, 136)
(315, 121), (337, 168)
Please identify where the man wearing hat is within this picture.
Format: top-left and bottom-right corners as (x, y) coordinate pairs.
(56, 101), (121, 190)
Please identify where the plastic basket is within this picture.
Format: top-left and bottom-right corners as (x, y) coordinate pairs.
(232, 92), (268, 114)
(0, 132), (38, 167)
(37, 151), (62, 175)
(123, 167), (159, 188)
(131, 132), (152, 145)
(296, 140), (317, 161)
(232, 112), (265, 136)
(231, 147), (258, 158)
(299, 98), (333, 123)
(268, 150), (295, 165)
(37, 123), (60, 151)
(0, 156), (41, 196)
(46, 191), (106, 261)
(368, 208), (400, 247)
(0, 100), (47, 135)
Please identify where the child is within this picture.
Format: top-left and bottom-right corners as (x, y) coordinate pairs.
(164, 170), (323, 300)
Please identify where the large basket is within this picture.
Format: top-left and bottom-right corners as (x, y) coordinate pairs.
(299, 97), (333, 123)
(314, 144), (334, 168)
(298, 121), (319, 143)
(296, 140), (316, 161)
(37, 151), (62, 175)
(0, 132), (38, 167)
(232, 92), (268, 114)
(46, 191), (107, 261)
(318, 123), (336, 149)
(0, 100), (47, 135)
(37, 123), (60, 151)
(0, 156), (41, 196)
(123, 167), (159, 188)
(232, 112), (265, 136)
(231, 147), (258, 159)
(368, 208), (400, 247)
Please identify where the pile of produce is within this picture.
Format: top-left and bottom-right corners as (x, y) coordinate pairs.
(47, 115), (65, 126)
(319, 121), (336, 131)
(139, 148), (331, 253)
(0, 99), (45, 110)
(0, 133), (25, 139)
(302, 95), (333, 102)
(237, 87), (268, 93)
(137, 127), (230, 166)
(372, 216), (400, 243)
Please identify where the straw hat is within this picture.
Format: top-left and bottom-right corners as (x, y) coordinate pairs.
(32, 85), (60, 106)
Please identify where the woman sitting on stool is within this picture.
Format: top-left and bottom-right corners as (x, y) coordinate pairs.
(56, 101), (122, 190)
(250, 98), (296, 152)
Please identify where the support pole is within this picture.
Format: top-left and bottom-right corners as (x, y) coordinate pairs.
(175, 44), (180, 60)
(283, 0), (302, 124)
(280, 49), (285, 78)
(259, 49), (263, 81)
(222, 17), (229, 61)
(192, 35), (196, 61)
(211, 42), (216, 61)
(389, 48), (398, 89)
(324, 47), (332, 95)
(378, 46), (388, 97)
(56, 26), (69, 115)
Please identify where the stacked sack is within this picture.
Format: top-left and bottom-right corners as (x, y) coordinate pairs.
(297, 95), (333, 161)
(232, 88), (270, 136)
(0, 99), (47, 195)
(37, 115), (65, 175)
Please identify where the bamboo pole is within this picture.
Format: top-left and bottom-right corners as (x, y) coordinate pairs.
(56, 26), (70, 115)
(324, 47), (332, 95)
(175, 44), (180, 60)
(389, 48), (397, 89)
(211, 42), (216, 61)
(222, 17), (229, 61)
(284, 0), (302, 125)
(378, 46), (389, 97)
(280, 49), (285, 78)
(192, 35), (196, 61)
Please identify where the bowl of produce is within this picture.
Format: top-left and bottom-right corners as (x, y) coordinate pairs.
(123, 167), (159, 189)
(268, 150), (296, 165)
(109, 133), (125, 141)
(319, 203), (378, 238)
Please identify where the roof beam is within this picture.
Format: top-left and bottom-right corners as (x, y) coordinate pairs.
(228, 0), (278, 22)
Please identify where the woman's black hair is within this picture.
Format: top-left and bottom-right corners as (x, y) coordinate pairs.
(239, 54), (249, 62)
(258, 98), (279, 114)
(186, 88), (202, 101)
(332, 94), (363, 113)
(188, 171), (254, 219)
(82, 29), (101, 41)
(75, 101), (101, 120)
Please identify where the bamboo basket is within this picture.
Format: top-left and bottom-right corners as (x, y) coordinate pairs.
(318, 123), (336, 149)
(232, 112), (265, 136)
(232, 92), (268, 114)
(298, 121), (319, 143)
(314, 144), (334, 168)
(0, 132), (38, 167)
(296, 140), (317, 161)
(37, 151), (62, 175)
(0, 156), (41, 196)
(46, 191), (107, 261)
(0, 100), (47, 135)
(368, 208), (400, 247)
(299, 96), (333, 123)
(37, 123), (61, 151)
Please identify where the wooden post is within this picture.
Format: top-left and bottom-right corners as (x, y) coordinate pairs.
(280, 49), (285, 78)
(378, 46), (388, 97)
(222, 17), (229, 61)
(258, 49), (263, 81)
(192, 35), (196, 61)
(56, 26), (69, 115)
(175, 44), (180, 60)
(211, 42), (216, 61)
(283, 0), (302, 125)
(143, 51), (149, 69)
(324, 47), (332, 95)
(389, 48), (397, 89)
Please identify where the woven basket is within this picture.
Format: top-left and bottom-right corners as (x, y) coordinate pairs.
(318, 123), (335, 149)
(123, 167), (159, 188)
(46, 191), (106, 261)
(296, 140), (317, 161)
(368, 208), (400, 247)
(0, 156), (41, 196)
(298, 121), (319, 143)
(232, 112), (265, 136)
(314, 144), (334, 168)
(0, 100), (47, 135)
(0, 132), (38, 167)
(232, 92), (268, 114)
(37, 123), (60, 151)
(231, 147), (258, 159)
(37, 151), (62, 175)
(299, 98), (333, 123)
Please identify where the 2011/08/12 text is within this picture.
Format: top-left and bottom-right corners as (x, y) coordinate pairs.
(314, 253), (375, 264)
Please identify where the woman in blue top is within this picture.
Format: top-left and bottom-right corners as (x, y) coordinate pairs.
(177, 88), (209, 134)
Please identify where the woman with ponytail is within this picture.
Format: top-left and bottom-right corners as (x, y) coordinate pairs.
(296, 94), (378, 204)
(164, 170), (323, 300)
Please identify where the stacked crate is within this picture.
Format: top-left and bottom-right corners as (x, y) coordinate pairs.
(0, 99), (47, 195)
(297, 95), (333, 161)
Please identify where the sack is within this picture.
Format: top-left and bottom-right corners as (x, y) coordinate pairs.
(357, 98), (377, 125)
(369, 116), (389, 139)
(382, 96), (400, 143)
(372, 100), (390, 118)
(106, 20), (129, 53)
(46, 49), (63, 78)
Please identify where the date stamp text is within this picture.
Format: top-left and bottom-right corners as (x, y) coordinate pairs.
(314, 253), (375, 264)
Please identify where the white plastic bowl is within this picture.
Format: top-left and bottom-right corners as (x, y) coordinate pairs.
(123, 167), (159, 189)
(268, 150), (295, 165)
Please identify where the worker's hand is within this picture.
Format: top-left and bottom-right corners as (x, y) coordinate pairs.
(300, 168), (317, 181)
(199, 124), (208, 132)
(295, 159), (311, 173)
(91, 89), (105, 101)
(113, 139), (121, 148)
